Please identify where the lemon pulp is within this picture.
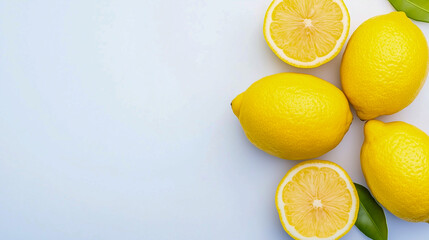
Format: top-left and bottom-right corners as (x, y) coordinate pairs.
(276, 160), (358, 239)
(264, 0), (349, 67)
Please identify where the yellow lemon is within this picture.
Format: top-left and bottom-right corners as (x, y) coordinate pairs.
(361, 120), (429, 222)
(263, 0), (350, 68)
(341, 12), (429, 120)
(231, 73), (352, 160)
(276, 160), (359, 239)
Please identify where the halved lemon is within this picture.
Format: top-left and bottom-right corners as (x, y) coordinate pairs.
(276, 160), (358, 240)
(264, 0), (350, 68)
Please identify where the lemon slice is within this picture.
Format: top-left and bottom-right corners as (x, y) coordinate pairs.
(264, 0), (350, 68)
(276, 160), (358, 239)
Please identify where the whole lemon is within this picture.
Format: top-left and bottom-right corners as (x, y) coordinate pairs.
(231, 73), (352, 160)
(341, 12), (429, 120)
(361, 120), (429, 222)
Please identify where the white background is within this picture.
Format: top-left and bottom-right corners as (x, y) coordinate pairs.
(0, 0), (428, 239)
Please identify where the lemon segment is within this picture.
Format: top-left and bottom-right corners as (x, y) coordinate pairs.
(276, 160), (358, 240)
(264, 0), (350, 68)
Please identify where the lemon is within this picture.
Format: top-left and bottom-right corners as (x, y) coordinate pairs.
(276, 160), (359, 239)
(341, 12), (429, 120)
(361, 120), (429, 222)
(231, 73), (352, 160)
(263, 0), (350, 68)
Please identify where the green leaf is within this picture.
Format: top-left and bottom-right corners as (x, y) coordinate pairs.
(388, 0), (429, 23)
(354, 183), (388, 240)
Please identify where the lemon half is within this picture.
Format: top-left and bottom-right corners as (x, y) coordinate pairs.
(276, 160), (359, 239)
(264, 0), (350, 68)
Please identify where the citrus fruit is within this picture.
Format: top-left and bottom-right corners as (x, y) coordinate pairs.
(341, 12), (429, 120)
(361, 120), (429, 222)
(231, 73), (352, 160)
(263, 0), (350, 68)
(276, 160), (359, 239)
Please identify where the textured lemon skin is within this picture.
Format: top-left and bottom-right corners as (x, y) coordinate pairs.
(275, 160), (359, 240)
(361, 120), (429, 222)
(232, 73), (352, 160)
(341, 12), (429, 120)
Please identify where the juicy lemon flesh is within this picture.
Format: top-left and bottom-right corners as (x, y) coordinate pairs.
(270, 0), (344, 62)
(283, 167), (352, 238)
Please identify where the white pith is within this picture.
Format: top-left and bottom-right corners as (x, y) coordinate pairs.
(313, 199), (323, 208)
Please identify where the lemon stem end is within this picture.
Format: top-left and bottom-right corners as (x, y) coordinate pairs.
(231, 93), (244, 118)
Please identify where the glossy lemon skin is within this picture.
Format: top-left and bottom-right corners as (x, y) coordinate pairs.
(341, 12), (429, 120)
(361, 120), (429, 222)
(232, 73), (352, 160)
